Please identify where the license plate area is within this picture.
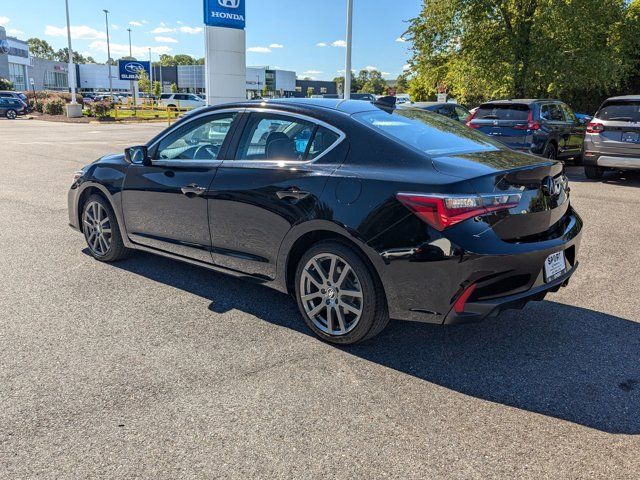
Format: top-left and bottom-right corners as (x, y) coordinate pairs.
(544, 251), (567, 283)
(622, 131), (639, 143)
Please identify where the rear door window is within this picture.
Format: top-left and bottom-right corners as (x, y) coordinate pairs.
(475, 104), (530, 121)
(597, 101), (640, 122)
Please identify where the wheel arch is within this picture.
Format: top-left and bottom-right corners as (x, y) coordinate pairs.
(76, 183), (128, 245)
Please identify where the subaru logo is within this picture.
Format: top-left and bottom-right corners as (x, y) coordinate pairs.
(0, 40), (9, 55)
(124, 62), (144, 74)
(218, 0), (240, 7)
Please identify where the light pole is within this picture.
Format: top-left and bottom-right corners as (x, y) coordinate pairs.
(127, 28), (136, 110)
(344, 0), (353, 100)
(148, 47), (153, 95)
(64, 0), (81, 116)
(103, 10), (113, 98)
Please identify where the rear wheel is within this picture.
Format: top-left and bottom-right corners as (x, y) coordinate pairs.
(82, 194), (132, 262)
(295, 240), (389, 345)
(6, 109), (17, 120)
(543, 143), (557, 159)
(585, 165), (604, 179)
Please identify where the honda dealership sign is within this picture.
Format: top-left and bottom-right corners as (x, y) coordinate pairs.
(118, 60), (151, 81)
(204, 0), (246, 30)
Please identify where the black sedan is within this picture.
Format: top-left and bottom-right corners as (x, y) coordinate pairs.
(68, 98), (582, 344)
(413, 101), (471, 123)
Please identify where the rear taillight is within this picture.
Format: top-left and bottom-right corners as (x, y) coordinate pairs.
(454, 283), (477, 313)
(396, 193), (522, 231)
(586, 122), (604, 134)
(465, 110), (478, 128)
(466, 122), (479, 129)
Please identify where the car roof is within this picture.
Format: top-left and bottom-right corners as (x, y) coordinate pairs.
(197, 97), (384, 116)
(602, 95), (640, 102)
(480, 99), (561, 105)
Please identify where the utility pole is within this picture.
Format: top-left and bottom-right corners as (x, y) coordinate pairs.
(148, 47), (153, 95)
(344, 0), (353, 100)
(103, 10), (113, 98)
(63, 0), (81, 117)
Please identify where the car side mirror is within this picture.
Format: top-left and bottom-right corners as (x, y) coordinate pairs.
(125, 145), (150, 165)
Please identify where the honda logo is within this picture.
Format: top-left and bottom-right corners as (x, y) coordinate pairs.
(218, 0), (240, 7)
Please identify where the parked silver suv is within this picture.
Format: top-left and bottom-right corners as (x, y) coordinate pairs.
(583, 95), (640, 179)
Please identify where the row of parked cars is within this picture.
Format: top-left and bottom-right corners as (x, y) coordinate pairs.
(411, 96), (640, 181)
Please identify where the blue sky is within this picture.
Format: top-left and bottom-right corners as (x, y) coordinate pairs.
(0, 0), (419, 80)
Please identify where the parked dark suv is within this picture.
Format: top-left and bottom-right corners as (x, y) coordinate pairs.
(0, 97), (27, 119)
(467, 99), (586, 160)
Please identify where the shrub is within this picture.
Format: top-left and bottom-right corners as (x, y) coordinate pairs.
(24, 90), (84, 107)
(89, 100), (112, 118)
(42, 96), (66, 115)
(0, 77), (13, 90)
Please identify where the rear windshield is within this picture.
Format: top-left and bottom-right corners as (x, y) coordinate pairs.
(475, 103), (530, 121)
(597, 101), (640, 122)
(354, 107), (503, 156)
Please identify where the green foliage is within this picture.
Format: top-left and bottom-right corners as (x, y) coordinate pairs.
(360, 70), (387, 95)
(395, 74), (410, 94)
(54, 47), (93, 64)
(27, 38), (55, 60)
(160, 54), (197, 66)
(306, 86), (314, 97)
(89, 101), (112, 118)
(138, 69), (151, 94)
(42, 96), (66, 115)
(0, 77), (13, 90)
(153, 81), (162, 99)
(171, 83), (178, 93)
(407, 0), (640, 111)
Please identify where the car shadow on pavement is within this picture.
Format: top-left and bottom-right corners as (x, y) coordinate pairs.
(105, 250), (640, 435)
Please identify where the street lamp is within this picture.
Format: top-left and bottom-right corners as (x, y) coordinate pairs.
(344, 0), (353, 100)
(103, 9), (113, 98)
(63, 0), (81, 117)
(127, 28), (137, 110)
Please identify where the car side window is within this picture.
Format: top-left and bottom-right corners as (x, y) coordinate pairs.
(548, 104), (564, 122)
(156, 113), (236, 161)
(235, 114), (317, 161)
(307, 126), (340, 160)
(454, 106), (469, 122)
(559, 104), (578, 123)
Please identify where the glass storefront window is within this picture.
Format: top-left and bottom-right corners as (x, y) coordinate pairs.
(8, 63), (27, 91)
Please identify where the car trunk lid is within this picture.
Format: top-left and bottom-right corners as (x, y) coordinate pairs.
(469, 103), (533, 150)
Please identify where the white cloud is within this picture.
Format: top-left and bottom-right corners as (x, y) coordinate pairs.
(0, 16), (10, 25)
(88, 40), (172, 57)
(7, 29), (24, 36)
(402, 64), (411, 71)
(45, 25), (106, 40)
(177, 21), (184, 25)
(304, 70), (323, 75)
(111, 24), (119, 30)
(247, 46), (271, 53)
(154, 36), (178, 43)
(269, 43), (284, 49)
(395, 37), (407, 43)
(364, 65), (379, 72)
(316, 42), (327, 47)
(129, 21), (143, 27)
(179, 26), (203, 34)
(331, 40), (347, 47)
(151, 26), (175, 34)
(381, 71), (391, 77)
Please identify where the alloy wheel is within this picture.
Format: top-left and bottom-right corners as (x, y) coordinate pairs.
(6, 110), (16, 120)
(299, 253), (363, 336)
(83, 201), (112, 256)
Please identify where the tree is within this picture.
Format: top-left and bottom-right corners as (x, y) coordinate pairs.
(27, 38), (55, 60)
(160, 54), (176, 67)
(170, 83), (178, 93)
(262, 84), (269, 98)
(0, 78), (13, 90)
(138, 69), (151, 94)
(54, 48), (92, 64)
(306, 86), (314, 97)
(407, 0), (635, 110)
(173, 54), (196, 65)
(360, 69), (387, 95)
(153, 81), (162, 99)
(395, 73), (409, 94)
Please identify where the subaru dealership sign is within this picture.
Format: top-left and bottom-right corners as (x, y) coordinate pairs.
(118, 60), (151, 81)
(204, 0), (246, 30)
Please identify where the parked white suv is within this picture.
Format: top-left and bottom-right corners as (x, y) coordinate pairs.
(158, 93), (206, 110)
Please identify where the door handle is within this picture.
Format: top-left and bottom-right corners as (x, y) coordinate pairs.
(181, 183), (206, 196)
(276, 188), (310, 201)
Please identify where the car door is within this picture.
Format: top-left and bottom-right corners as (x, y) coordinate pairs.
(208, 110), (347, 279)
(121, 110), (239, 263)
(559, 103), (585, 155)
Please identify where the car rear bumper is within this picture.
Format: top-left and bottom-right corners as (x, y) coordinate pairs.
(443, 262), (578, 324)
(584, 152), (640, 169)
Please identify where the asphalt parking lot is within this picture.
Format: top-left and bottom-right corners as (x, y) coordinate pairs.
(1, 119), (639, 479)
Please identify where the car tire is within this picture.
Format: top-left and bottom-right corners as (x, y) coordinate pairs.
(6, 109), (17, 120)
(585, 165), (604, 179)
(294, 240), (389, 345)
(543, 143), (557, 159)
(82, 194), (132, 262)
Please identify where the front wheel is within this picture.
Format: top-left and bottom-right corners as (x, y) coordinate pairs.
(6, 109), (17, 120)
(82, 194), (132, 262)
(543, 143), (557, 159)
(295, 240), (389, 345)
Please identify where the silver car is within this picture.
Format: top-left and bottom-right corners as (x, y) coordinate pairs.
(583, 95), (640, 179)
